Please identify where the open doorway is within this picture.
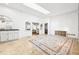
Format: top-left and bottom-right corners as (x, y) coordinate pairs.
(32, 22), (39, 35)
(45, 23), (48, 34)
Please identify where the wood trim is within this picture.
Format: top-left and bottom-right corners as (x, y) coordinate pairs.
(29, 40), (50, 55)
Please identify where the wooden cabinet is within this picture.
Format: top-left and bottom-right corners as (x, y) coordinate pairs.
(55, 31), (66, 37)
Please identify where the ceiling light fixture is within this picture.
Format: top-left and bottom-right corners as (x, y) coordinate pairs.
(24, 3), (50, 15)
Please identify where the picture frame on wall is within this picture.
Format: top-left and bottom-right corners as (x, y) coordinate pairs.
(25, 22), (31, 30)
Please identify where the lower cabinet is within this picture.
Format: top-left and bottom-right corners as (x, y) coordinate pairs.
(0, 31), (8, 41)
(13, 31), (18, 40)
(0, 31), (18, 42)
(8, 31), (14, 41)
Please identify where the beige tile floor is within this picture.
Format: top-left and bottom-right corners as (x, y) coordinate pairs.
(0, 35), (79, 55)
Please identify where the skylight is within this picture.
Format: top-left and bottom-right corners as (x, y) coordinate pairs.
(24, 3), (50, 15)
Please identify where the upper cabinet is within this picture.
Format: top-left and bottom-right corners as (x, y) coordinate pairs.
(0, 15), (13, 29)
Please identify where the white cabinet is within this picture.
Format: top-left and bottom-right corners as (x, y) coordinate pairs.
(0, 30), (19, 42)
(0, 31), (8, 41)
(8, 31), (14, 40)
(11, 31), (18, 40)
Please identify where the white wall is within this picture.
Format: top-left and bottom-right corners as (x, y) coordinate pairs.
(48, 11), (78, 38)
(0, 5), (78, 39)
(0, 5), (44, 38)
(39, 18), (49, 35)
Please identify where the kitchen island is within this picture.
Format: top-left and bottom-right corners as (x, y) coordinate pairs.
(0, 29), (19, 42)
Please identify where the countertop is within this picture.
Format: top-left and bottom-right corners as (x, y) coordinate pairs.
(0, 29), (19, 31)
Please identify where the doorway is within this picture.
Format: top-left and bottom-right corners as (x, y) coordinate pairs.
(32, 22), (39, 35)
(45, 23), (48, 34)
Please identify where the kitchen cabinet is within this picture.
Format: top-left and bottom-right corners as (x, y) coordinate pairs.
(0, 31), (8, 41)
(0, 29), (19, 42)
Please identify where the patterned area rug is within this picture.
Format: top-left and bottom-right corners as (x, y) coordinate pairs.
(30, 35), (73, 55)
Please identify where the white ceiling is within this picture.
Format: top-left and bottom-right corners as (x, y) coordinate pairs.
(0, 3), (78, 18)
(38, 3), (78, 16)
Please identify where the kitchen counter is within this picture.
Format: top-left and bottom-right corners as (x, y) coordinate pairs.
(0, 29), (19, 42)
(0, 29), (19, 31)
